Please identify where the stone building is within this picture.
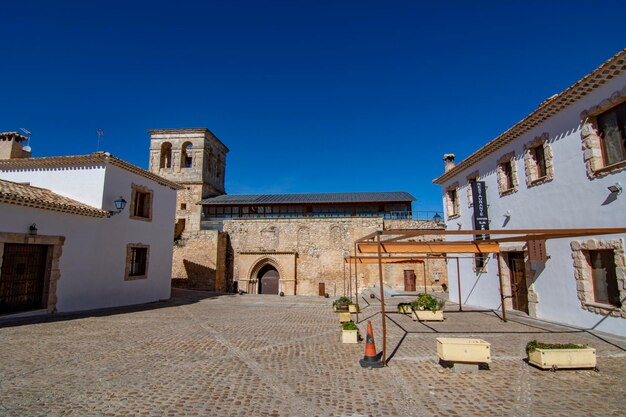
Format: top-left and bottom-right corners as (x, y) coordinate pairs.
(149, 129), (447, 296)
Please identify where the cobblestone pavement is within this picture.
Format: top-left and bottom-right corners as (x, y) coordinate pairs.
(0, 289), (624, 417)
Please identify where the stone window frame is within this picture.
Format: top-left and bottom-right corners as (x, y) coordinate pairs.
(129, 183), (153, 222)
(570, 238), (625, 318)
(466, 171), (479, 208)
(125, 243), (150, 281)
(496, 152), (519, 196)
(473, 253), (488, 273)
(580, 87), (626, 178)
(523, 132), (554, 188)
(444, 182), (460, 220)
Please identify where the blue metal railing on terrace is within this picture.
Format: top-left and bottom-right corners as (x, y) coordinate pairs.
(200, 210), (442, 229)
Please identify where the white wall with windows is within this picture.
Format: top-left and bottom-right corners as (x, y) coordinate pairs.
(436, 61), (626, 336)
(0, 161), (177, 313)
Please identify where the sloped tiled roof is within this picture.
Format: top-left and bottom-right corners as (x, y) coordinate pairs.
(200, 192), (415, 205)
(0, 179), (109, 218)
(433, 47), (626, 184)
(0, 152), (183, 190)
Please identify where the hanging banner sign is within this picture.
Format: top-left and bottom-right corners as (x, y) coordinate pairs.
(471, 181), (490, 240)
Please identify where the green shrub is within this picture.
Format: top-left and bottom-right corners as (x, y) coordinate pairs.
(525, 340), (587, 355)
(332, 296), (351, 308)
(410, 293), (445, 312)
(342, 321), (358, 331)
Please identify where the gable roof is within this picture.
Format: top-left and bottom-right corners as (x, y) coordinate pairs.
(0, 179), (109, 218)
(0, 152), (183, 190)
(200, 191), (415, 205)
(433, 48), (626, 185)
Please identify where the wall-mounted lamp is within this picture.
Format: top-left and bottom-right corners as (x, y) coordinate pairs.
(29, 223), (37, 235)
(109, 196), (127, 216)
(504, 210), (512, 218)
(607, 182), (622, 195)
(432, 212), (442, 223)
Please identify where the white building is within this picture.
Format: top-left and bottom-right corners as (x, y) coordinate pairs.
(0, 133), (180, 315)
(433, 49), (626, 336)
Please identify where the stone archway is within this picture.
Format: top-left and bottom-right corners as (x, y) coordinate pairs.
(257, 264), (279, 294)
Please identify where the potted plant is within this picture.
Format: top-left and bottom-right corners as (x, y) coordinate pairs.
(341, 321), (359, 344)
(411, 293), (445, 321)
(526, 340), (597, 371)
(332, 296), (351, 312)
(397, 302), (412, 315)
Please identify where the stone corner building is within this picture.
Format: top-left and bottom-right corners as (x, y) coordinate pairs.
(149, 129), (447, 296)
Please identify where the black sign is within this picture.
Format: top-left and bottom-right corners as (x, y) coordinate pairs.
(471, 181), (490, 240)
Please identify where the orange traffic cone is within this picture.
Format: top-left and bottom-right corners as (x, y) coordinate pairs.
(359, 320), (383, 368)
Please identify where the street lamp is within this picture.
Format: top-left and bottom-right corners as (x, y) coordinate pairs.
(109, 196), (127, 216)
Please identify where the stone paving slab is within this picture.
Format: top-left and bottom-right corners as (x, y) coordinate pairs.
(0, 289), (624, 417)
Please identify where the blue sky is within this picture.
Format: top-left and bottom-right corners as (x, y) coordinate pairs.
(2, 1), (625, 212)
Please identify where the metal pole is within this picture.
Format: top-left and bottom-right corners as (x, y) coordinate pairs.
(422, 262), (427, 293)
(377, 232), (387, 366)
(343, 261), (346, 296)
(348, 252), (352, 302)
(354, 242), (359, 323)
(456, 257), (462, 312)
(425, 255), (429, 294)
(497, 253), (507, 322)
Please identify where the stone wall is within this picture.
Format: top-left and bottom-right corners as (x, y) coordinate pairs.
(223, 217), (448, 296)
(171, 230), (220, 290)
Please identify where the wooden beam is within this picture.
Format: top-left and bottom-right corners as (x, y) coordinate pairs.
(357, 241), (500, 254)
(344, 257), (426, 264)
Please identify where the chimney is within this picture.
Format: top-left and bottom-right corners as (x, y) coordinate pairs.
(0, 132), (31, 160)
(443, 154), (455, 172)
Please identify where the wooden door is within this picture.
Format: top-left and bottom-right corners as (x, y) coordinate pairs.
(260, 269), (279, 294)
(403, 270), (416, 292)
(318, 282), (325, 296)
(507, 252), (528, 314)
(0, 244), (49, 314)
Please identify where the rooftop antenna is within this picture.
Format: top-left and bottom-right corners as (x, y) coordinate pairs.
(96, 128), (104, 151)
(19, 128), (32, 152)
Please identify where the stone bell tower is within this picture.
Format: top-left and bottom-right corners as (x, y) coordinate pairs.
(148, 128), (229, 236)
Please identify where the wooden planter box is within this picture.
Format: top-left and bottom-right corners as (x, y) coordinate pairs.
(436, 338), (491, 363)
(348, 304), (359, 313)
(342, 329), (358, 344)
(339, 312), (351, 323)
(528, 347), (596, 370)
(398, 305), (412, 314)
(333, 305), (349, 312)
(412, 310), (444, 321)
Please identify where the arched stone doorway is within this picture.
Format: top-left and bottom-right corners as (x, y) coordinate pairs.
(257, 264), (279, 294)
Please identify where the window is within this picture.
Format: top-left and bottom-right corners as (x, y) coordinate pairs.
(466, 171), (479, 207)
(181, 142), (193, 169)
(524, 133), (554, 187)
(159, 142), (172, 169)
(125, 244), (149, 280)
(130, 184), (153, 221)
(445, 183), (460, 219)
(474, 254), (487, 272)
(571, 239), (625, 318)
(497, 152), (518, 196)
(580, 91), (626, 178)
(597, 101), (626, 167)
(588, 250), (620, 307)
(180, 203), (187, 210)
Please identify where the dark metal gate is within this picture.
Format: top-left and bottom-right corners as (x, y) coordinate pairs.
(0, 244), (49, 314)
(259, 269), (279, 294)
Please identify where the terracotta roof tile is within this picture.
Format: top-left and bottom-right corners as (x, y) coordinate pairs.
(0, 152), (183, 190)
(0, 179), (109, 218)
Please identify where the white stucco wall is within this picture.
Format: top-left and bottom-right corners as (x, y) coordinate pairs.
(0, 164), (107, 208)
(0, 163), (177, 313)
(439, 71), (626, 336)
